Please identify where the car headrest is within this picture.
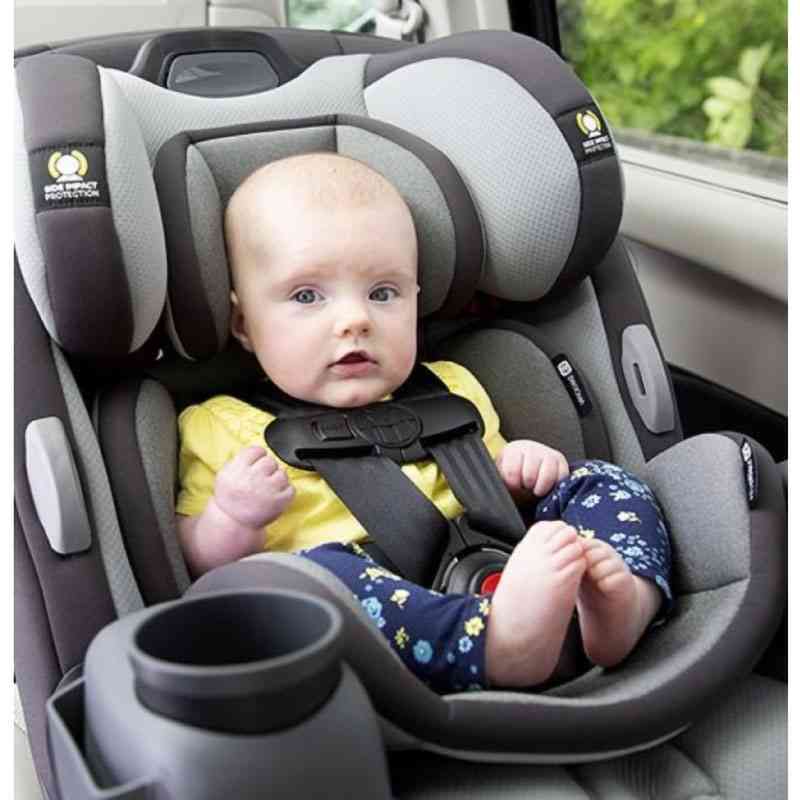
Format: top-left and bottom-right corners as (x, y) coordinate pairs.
(14, 30), (623, 360)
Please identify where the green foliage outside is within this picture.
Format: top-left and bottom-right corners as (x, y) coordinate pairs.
(287, 0), (368, 31)
(557, 0), (787, 157)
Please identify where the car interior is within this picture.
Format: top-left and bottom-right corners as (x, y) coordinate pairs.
(13, 3), (788, 799)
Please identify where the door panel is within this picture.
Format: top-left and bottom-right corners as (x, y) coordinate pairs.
(618, 146), (787, 415)
(627, 238), (786, 416)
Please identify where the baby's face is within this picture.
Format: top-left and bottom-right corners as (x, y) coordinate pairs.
(231, 196), (419, 408)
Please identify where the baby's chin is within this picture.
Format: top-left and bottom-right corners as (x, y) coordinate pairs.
(315, 376), (406, 408)
(319, 384), (391, 408)
(276, 367), (414, 408)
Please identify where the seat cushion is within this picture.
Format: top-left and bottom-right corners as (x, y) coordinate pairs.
(388, 675), (787, 799)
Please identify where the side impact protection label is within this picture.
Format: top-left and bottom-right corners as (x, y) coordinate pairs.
(556, 104), (615, 164)
(33, 145), (108, 210)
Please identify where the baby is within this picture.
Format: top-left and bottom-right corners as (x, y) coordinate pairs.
(176, 152), (672, 692)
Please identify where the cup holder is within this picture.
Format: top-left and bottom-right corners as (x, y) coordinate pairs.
(129, 589), (343, 734)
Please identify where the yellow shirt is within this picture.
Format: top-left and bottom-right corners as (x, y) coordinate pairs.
(176, 361), (507, 553)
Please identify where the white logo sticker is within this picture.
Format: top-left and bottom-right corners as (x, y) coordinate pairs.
(575, 110), (613, 157)
(43, 149), (100, 203)
(557, 360), (573, 378)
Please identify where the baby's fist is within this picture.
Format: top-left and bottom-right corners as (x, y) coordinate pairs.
(496, 440), (569, 498)
(213, 446), (295, 529)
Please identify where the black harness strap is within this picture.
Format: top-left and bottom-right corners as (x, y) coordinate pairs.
(247, 364), (524, 584)
(248, 377), (450, 579)
(303, 455), (448, 585)
(428, 434), (525, 542)
(394, 363), (522, 541)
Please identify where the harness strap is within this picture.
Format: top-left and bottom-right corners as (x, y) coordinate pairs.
(394, 365), (521, 541)
(247, 363), (524, 583)
(304, 455), (448, 585)
(428, 434), (525, 542)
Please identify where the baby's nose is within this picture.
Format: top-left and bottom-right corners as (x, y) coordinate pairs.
(335, 303), (371, 336)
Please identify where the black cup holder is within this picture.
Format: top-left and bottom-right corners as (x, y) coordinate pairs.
(129, 590), (343, 734)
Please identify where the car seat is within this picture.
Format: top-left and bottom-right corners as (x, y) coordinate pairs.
(14, 27), (787, 800)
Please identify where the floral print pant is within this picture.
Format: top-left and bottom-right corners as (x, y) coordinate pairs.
(299, 460), (672, 694)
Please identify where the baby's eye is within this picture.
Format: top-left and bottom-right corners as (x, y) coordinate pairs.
(291, 288), (321, 304)
(369, 286), (399, 303)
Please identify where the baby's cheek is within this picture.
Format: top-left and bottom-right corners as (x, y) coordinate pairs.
(268, 365), (321, 404)
(397, 336), (418, 375)
(402, 348), (417, 377)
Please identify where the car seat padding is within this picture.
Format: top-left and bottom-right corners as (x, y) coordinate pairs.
(15, 55), (135, 356)
(96, 378), (190, 604)
(154, 114), (484, 358)
(428, 318), (613, 462)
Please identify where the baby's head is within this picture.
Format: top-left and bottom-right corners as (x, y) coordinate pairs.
(225, 152), (419, 408)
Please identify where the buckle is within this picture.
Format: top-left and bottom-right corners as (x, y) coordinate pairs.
(347, 404), (422, 448)
(265, 393), (483, 469)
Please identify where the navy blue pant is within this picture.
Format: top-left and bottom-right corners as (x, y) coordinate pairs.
(299, 460), (672, 694)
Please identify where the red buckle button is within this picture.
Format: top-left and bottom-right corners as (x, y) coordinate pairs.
(479, 571), (502, 594)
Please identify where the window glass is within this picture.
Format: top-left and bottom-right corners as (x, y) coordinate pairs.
(287, 0), (371, 31)
(557, 0), (787, 179)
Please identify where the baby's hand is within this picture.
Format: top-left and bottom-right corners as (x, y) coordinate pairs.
(496, 440), (569, 498)
(213, 446), (295, 530)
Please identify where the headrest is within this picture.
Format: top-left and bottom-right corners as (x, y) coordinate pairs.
(14, 30), (622, 360)
(155, 116), (484, 359)
(14, 53), (167, 358)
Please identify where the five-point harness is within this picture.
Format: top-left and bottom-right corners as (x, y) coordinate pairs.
(252, 363), (525, 589)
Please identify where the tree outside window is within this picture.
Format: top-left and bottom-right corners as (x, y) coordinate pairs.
(557, 0), (787, 176)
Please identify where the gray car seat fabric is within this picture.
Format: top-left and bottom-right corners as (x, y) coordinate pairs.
(13, 27), (786, 800)
(365, 56), (582, 301)
(436, 329), (586, 462)
(94, 377), (192, 603)
(389, 675), (786, 799)
(530, 278), (647, 471)
(51, 346), (144, 617)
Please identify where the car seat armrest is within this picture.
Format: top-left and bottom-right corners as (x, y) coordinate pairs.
(641, 433), (783, 596)
(538, 434), (785, 746)
(714, 431), (787, 513)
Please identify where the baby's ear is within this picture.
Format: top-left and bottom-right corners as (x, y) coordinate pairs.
(229, 291), (253, 352)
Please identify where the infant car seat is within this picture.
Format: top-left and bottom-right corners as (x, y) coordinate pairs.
(14, 27), (786, 800)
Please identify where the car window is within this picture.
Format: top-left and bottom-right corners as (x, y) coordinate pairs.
(557, 0), (788, 182)
(287, 0), (371, 30)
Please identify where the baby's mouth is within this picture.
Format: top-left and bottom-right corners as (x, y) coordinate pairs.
(333, 350), (374, 365)
(330, 351), (378, 376)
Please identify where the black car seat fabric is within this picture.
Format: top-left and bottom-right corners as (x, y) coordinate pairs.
(13, 27), (787, 799)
